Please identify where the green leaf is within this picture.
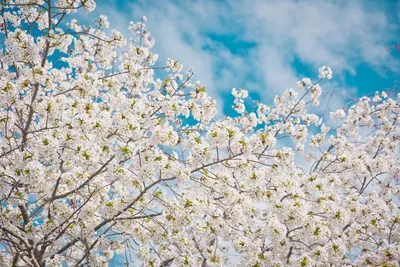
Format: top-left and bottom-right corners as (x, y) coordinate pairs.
(184, 200), (193, 208)
(120, 146), (130, 155)
(82, 151), (90, 160)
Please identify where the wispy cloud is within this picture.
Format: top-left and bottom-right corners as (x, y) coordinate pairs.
(84, 0), (398, 111)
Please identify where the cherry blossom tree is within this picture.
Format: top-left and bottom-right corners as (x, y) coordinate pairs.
(0, 1), (399, 266)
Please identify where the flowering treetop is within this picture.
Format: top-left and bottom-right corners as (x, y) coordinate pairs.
(0, 1), (399, 266)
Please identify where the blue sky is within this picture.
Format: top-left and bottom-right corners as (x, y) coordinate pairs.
(74, 1), (400, 265)
(75, 0), (400, 119)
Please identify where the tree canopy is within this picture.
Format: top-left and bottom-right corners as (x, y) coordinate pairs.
(0, 1), (399, 266)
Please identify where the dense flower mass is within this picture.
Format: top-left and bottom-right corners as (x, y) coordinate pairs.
(0, 1), (399, 267)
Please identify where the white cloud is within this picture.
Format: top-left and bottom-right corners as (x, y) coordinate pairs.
(81, 0), (398, 112)
(240, 0), (394, 93)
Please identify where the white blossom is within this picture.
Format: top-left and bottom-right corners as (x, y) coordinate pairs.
(318, 65), (333, 79)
